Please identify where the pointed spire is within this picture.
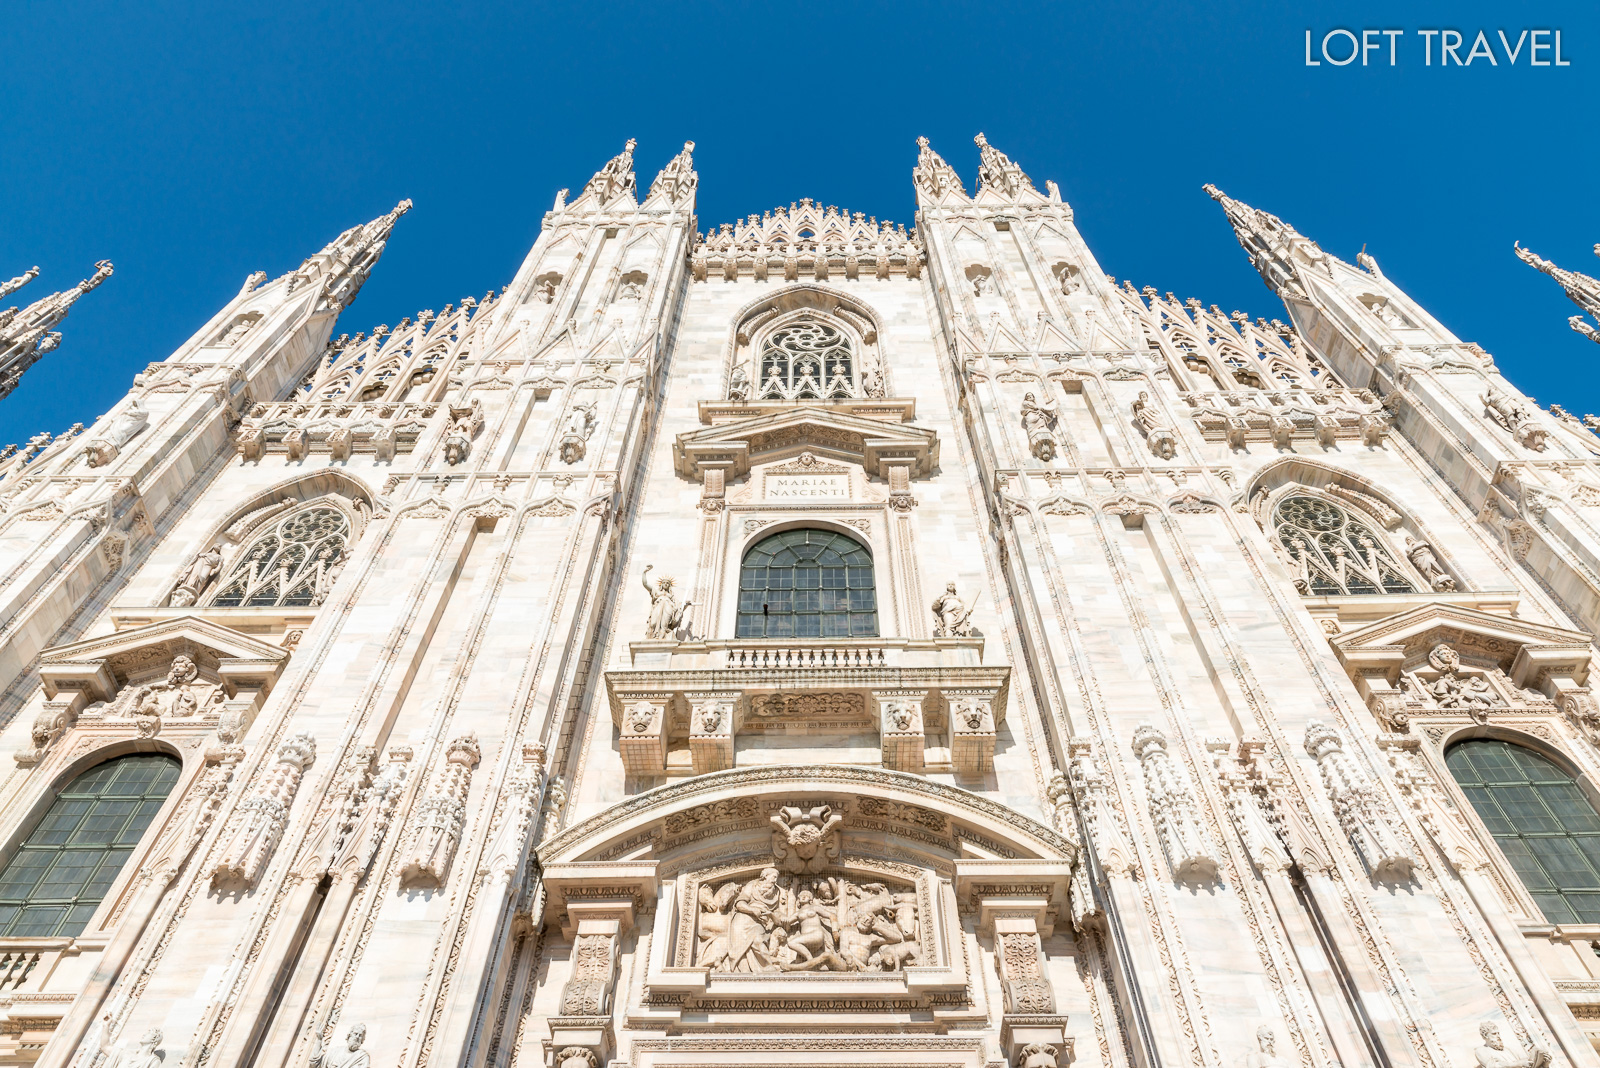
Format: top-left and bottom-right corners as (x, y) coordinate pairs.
(293, 200), (412, 311)
(0, 267), (39, 303)
(0, 261), (114, 401)
(581, 138), (638, 205)
(974, 132), (1034, 197)
(1514, 242), (1600, 345)
(647, 141), (697, 204)
(912, 136), (966, 199)
(1203, 184), (1332, 296)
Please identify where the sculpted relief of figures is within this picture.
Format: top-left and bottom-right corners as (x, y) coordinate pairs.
(694, 866), (920, 974)
(641, 565), (693, 641)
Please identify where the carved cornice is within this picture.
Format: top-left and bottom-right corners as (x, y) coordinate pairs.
(673, 405), (938, 482)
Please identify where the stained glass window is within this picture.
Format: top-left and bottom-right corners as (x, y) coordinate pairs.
(1448, 740), (1600, 924)
(0, 755), (180, 938)
(736, 529), (876, 639)
(757, 322), (855, 401)
(1273, 494), (1416, 595)
(211, 505), (349, 608)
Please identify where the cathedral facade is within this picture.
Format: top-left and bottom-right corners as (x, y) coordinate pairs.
(2, 136), (1600, 1068)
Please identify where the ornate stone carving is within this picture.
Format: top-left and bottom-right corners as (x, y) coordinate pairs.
(560, 932), (619, 1013)
(1019, 392), (1058, 462)
(83, 398), (149, 467)
(1472, 1021), (1550, 1068)
(1131, 391), (1177, 459)
(555, 1047), (597, 1068)
(442, 399), (483, 465)
(401, 733), (480, 884)
(1405, 536), (1457, 591)
(931, 581), (976, 638)
(769, 804), (843, 873)
(1244, 1026), (1289, 1068)
(214, 732), (316, 886)
(310, 1023), (370, 1068)
(1018, 1042), (1058, 1068)
(169, 545), (224, 606)
(997, 931), (1054, 1013)
(641, 565), (692, 640)
(974, 132), (1034, 197)
(1303, 722), (1412, 878)
(1416, 642), (1503, 721)
(1132, 724), (1217, 879)
(693, 866), (920, 973)
(559, 402), (597, 464)
(119, 1028), (164, 1068)
(1482, 388), (1548, 451)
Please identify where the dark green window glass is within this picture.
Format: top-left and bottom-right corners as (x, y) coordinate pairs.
(1447, 740), (1600, 923)
(735, 529), (876, 639)
(0, 754), (180, 938)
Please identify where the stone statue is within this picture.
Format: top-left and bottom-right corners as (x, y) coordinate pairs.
(85, 398), (150, 467)
(1482, 388), (1548, 451)
(1473, 1021), (1550, 1068)
(727, 363), (750, 403)
(1425, 643), (1499, 713)
(931, 582), (976, 638)
(1132, 391), (1178, 459)
(555, 1048), (597, 1068)
(1020, 392), (1058, 461)
(120, 1028), (163, 1068)
(641, 565), (680, 640)
(769, 804), (843, 873)
(1244, 1026), (1289, 1068)
(559, 403), (597, 464)
(1405, 536), (1456, 591)
(309, 547), (346, 607)
(310, 1024), (370, 1068)
(170, 545), (223, 606)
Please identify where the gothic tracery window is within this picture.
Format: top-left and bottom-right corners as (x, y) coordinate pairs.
(1447, 740), (1600, 924)
(736, 528), (877, 638)
(1272, 494), (1417, 595)
(211, 505), (350, 608)
(758, 322), (856, 401)
(0, 754), (180, 937)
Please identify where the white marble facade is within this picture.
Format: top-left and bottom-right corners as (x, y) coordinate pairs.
(0, 136), (1598, 1068)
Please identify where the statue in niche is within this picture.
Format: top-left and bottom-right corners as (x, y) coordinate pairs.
(694, 866), (920, 974)
(1019, 392), (1058, 461)
(972, 273), (990, 296)
(641, 565), (691, 640)
(559, 403), (597, 465)
(1132, 391), (1178, 459)
(1405, 536), (1456, 591)
(1368, 298), (1407, 327)
(84, 398), (151, 467)
(860, 365), (885, 399)
(1472, 1022), (1550, 1068)
(931, 581), (976, 638)
(727, 364), (750, 403)
(1244, 1027), (1289, 1068)
(309, 546), (346, 607)
(170, 545), (224, 606)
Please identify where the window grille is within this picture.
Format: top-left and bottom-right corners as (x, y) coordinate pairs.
(736, 529), (877, 638)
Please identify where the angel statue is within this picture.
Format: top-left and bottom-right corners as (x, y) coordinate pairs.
(641, 565), (692, 640)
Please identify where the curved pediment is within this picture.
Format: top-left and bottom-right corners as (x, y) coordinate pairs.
(538, 764), (1068, 871)
(673, 405), (938, 482)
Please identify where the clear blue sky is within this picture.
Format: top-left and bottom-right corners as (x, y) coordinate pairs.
(2, 1), (1596, 446)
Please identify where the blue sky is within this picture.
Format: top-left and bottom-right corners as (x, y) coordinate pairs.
(2, 0), (1596, 446)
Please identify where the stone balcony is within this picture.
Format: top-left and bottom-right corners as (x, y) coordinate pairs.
(603, 638), (1009, 780)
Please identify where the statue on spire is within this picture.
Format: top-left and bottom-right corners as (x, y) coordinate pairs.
(1202, 184), (1332, 297)
(1514, 242), (1600, 346)
(582, 138), (638, 205)
(0, 267), (39, 303)
(647, 141), (697, 204)
(0, 261), (114, 401)
(290, 200), (412, 311)
(912, 137), (966, 199)
(974, 133), (1034, 197)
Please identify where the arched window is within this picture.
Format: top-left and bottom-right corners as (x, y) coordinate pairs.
(736, 528), (877, 639)
(211, 505), (350, 608)
(757, 322), (855, 401)
(0, 754), (180, 937)
(1447, 740), (1600, 923)
(1273, 494), (1417, 595)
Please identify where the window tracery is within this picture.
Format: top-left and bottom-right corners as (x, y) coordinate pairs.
(210, 505), (350, 608)
(1272, 493), (1417, 595)
(757, 322), (856, 401)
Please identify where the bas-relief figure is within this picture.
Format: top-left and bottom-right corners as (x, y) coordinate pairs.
(8, 138), (1600, 1068)
(694, 866), (920, 974)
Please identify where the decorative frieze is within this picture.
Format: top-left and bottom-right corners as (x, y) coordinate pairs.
(234, 401), (438, 461)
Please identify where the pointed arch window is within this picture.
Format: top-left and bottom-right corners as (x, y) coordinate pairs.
(211, 505), (350, 608)
(757, 322), (855, 401)
(1273, 494), (1417, 595)
(1447, 740), (1600, 924)
(0, 754), (180, 938)
(737, 528), (877, 638)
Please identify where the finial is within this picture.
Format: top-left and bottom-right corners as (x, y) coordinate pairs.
(1202, 183), (1224, 200)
